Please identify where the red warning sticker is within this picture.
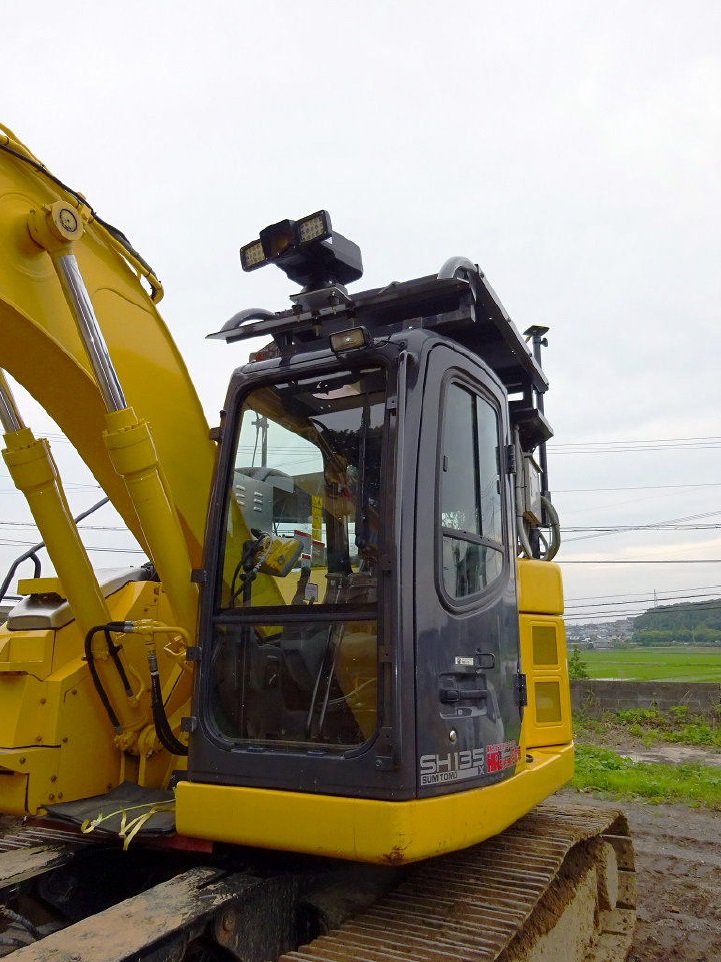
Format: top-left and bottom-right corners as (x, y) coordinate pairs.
(486, 741), (521, 773)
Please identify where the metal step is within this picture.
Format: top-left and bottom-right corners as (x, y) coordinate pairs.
(8, 867), (259, 962)
(0, 843), (78, 893)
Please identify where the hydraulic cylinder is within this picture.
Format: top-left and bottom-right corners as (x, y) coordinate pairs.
(26, 203), (198, 634)
(0, 370), (111, 638)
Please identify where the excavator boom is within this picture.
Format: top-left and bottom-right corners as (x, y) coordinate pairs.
(0, 124), (214, 571)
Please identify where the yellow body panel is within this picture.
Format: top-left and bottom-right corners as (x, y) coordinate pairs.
(517, 559), (573, 751)
(517, 557), (564, 615)
(0, 747), (59, 814)
(0, 129), (215, 570)
(0, 579), (192, 814)
(0, 629), (54, 676)
(177, 746), (573, 863)
(520, 614), (574, 748)
(16, 577), (65, 596)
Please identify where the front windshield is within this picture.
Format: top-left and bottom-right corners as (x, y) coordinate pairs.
(210, 367), (386, 750)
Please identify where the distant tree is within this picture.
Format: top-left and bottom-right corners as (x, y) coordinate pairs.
(694, 624), (721, 645)
(633, 598), (721, 645)
(568, 648), (589, 679)
(635, 629), (672, 647)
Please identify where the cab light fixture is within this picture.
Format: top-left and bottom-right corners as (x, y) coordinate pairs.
(297, 211), (331, 244)
(240, 239), (267, 271)
(239, 210), (362, 291)
(241, 211), (332, 273)
(261, 219), (297, 260)
(330, 327), (371, 353)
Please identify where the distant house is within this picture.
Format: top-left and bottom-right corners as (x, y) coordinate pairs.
(566, 618), (633, 650)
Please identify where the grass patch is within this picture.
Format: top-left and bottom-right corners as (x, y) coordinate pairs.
(574, 704), (721, 749)
(572, 743), (721, 809)
(579, 646), (721, 682)
(616, 706), (721, 747)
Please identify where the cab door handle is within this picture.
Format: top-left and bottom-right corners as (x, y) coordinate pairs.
(439, 687), (488, 703)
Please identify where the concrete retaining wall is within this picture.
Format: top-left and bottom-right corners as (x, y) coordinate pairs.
(571, 679), (721, 717)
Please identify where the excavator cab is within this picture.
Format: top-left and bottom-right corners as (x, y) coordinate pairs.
(178, 213), (573, 861)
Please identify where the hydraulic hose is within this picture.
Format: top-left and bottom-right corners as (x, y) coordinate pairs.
(86, 619), (190, 756)
(514, 430), (534, 559)
(146, 643), (188, 757)
(0, 129), (163, 301)
(84, 625), (131, 734)
(540, 495), (561, 561)
(513, 430), (562, 561)
(109, 620), (191, 757)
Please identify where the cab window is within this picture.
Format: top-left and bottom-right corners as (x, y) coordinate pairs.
(439, 382), (504, 599)
(209, 368), (386, 751)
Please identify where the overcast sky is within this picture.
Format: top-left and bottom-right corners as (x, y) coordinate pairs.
(2, 1), (720, 622)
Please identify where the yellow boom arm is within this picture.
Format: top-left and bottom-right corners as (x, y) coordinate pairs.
(0, 125), (215, 577)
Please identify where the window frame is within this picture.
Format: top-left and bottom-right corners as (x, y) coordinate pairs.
(213, 364), (389, 618)
(435, 373), (508, 610)
(201, 358), (395, 756)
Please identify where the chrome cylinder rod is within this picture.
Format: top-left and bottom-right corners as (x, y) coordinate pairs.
(55, 253), (127, 412)
(0, 370), (25, 433)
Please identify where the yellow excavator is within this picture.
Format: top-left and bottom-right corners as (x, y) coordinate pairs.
(0, 124), (635, 961)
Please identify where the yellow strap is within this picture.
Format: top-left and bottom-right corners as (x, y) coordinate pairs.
(80, 799), (176, 850)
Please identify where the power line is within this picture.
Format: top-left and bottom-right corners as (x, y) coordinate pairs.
(561, 509), (721, 543)
(0, 521), (127, 532)
(566, 591), (721, 611)
(585, 510), (721, 525)
(565, 597), (704, 612)
(0, 537), (144, 553)
(566, 582), (721, 603)
(557, 436), (721, 444)
(561, 559), (721, 564)
(565, 600), (721, 622)
(550, 435), (721, 455)
(0, 483), (103, 493)
(556, 482), (721, 493)
(563, 524), (721, 532)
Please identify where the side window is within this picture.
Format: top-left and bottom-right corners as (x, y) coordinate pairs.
(440, 383), (504, 599)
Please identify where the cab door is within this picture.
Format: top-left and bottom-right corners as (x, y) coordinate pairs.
(413, 344), (523, 797)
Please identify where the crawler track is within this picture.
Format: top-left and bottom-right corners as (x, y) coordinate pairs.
(281, 800), (636, 962)
(0, 802), (635, 962)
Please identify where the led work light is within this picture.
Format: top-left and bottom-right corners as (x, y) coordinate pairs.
(330, 327), (371, 353)
(239, 211), (363, 292)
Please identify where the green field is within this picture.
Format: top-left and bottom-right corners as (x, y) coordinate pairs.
(579, 647), (721, 682)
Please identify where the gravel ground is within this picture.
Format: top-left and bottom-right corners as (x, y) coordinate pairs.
(560, 728), (721, 962)
(559, 789), (721, 962)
